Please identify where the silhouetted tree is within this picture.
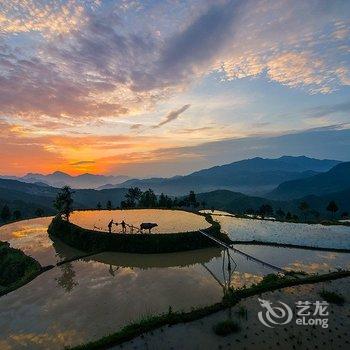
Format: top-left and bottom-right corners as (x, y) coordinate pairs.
(310, 209), (320, 220)
(188, 191), (197, 207)
(327, 201), (339, 219)
(299, 201), (310, 221)
(158, 193), (167, 207)
(97, 202), (102, 210)
(292, 214), (299, 221)
(158, 193), (173, 208)
(125, 187), (142, 208)
(166, 196), (174, 208)
(201, 201), (206, 209)
(54, 186), (74, 221)
(139, 189), (157, 208)
(179, 199), (187, 207)
(106, 200), (112, 210)
(1, 205), (11, 222)
(13, 210), (21, 220)
(276, 208), (285, 219)
(35, 208), (44, 217)
(245, 208), (255, 215)
(286, 212), (292, 221)
(259, 204), (273, 219)
(341, 212), (349, 219)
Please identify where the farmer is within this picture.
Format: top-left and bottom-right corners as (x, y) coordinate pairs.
(108, 219), (114, 234)
(121, 220), (126, 233)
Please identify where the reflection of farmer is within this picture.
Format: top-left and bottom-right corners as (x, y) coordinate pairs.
(121, 220), (126, 233)
(108, 219), (114, 234)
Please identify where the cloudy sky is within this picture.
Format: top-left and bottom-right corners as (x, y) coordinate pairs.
(1, 0), (350, 177)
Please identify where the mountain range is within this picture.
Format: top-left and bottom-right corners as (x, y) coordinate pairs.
(0, 172), (130, 189)
(1, 156), (349, 221)
(100, 156), (341, 195)
(267, 162), (350, 200)
(0, 178), (128, 218)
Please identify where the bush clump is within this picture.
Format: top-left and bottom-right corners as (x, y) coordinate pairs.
(0, 241), (41, 294)
(213, 320), (240, 336)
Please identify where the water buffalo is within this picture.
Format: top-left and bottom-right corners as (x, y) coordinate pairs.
(140, 222), (158, 233)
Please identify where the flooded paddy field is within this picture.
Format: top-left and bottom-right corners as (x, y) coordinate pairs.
(0, 217), (80, 266)
(119, 277), (350, 350)
(70, 209), (211, 234)
(219, 215), (350, 250)
(0, 212), (349, 349)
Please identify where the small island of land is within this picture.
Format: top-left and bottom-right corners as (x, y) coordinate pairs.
(48, 210), (227, 254)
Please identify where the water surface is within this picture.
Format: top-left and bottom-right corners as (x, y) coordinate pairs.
(220, 216), (350, 249)
(1, 215), (349, 349)
(70, 209), (211, 234)
(0, 217), (82, 266)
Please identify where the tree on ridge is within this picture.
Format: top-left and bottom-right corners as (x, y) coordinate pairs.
(54, 186), (74, 221)
(326, 201), (339, 219)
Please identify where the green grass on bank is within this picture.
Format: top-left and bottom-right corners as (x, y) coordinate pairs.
(0, 241), (42, 297)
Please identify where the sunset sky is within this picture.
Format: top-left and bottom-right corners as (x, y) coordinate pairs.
(1, 0), (350, 177)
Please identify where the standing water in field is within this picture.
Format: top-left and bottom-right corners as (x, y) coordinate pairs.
(70, 209), (211, 234)
(0, 213), (349, 349)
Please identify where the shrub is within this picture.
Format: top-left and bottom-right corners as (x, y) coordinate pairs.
(0, 241), (41, 293)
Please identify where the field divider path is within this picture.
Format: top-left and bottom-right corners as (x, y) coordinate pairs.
(198, 230), (287, 274)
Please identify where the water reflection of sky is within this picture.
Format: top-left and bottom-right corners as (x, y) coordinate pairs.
(0, 217), (83, 266)
(0, 258), (246, 349)
(220, 216), (350, 249)
(70, 209), (211, 234)
(0, 216), (349, 349)
(234, 244), (350, 273)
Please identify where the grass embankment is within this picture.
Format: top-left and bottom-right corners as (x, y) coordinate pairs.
(230, 240), (350, 253)
(0, 241), (45, 297)
(68, 269), (350, 350)
(48, 214), (228, 254)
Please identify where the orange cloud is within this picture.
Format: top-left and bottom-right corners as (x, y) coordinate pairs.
(0, 0), (85, 37)
(0, 121), (65, 174)
(0, 120), (184, 175)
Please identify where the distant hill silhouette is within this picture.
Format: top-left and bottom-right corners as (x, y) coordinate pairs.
(101, 156), (340, 195)
(195, 190), (282, 212)
(267, 162), (350, 200)
(0, 179), (128, 219)
(1, 156), (347, 222)
(194, 188), (350, 216)
(1, 177), (349, 222)
(0, 172), (130, 189)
